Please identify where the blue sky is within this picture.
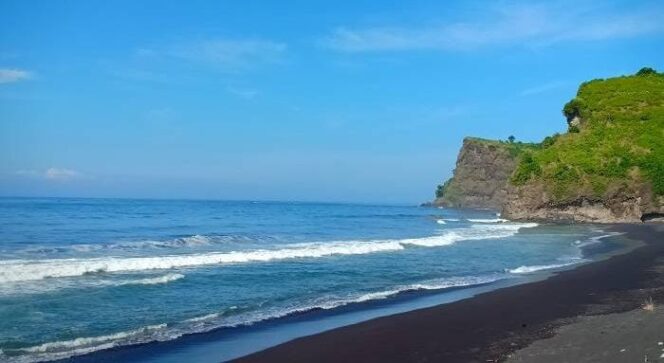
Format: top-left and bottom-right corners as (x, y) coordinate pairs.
(1, 0), (663, 203)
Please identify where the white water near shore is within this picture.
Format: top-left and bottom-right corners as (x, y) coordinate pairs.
(1, 274), (507, 363)
(0, 198), (626, 363)
(0, 223), (538, 284)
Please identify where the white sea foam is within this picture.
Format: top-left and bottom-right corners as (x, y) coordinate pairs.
(3, 324), (172, 362)
(116, 273), (185, 286)
(436, 219), (446, 224)
(8, 275), (505, 362)
(184, 274), (507, 328)
(0, 273), (186, 297)
(403, 223), (537, 247)
(0, 223), (538, 284)
(508, 260), (583, 274)
(18, 234), (259, 255)
(19, 324), (167, 353)
(343, 275), (505, 305)
(0, 242), (404, 283)
(467, 218), (509, 223)
(184, 313), (220, 323)
(573, 232), (624, 248)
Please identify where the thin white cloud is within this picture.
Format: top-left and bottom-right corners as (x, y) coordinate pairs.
(166, 38), (287, 70)
(226, 86), (259, 99)
(16, 168), (85, 181)
(0, 68), (32, 83)
(321, 2), (664, 52)
(45, 168), (81, 181)
(520, 80), (567, 96)
(109, 39), (285, 82)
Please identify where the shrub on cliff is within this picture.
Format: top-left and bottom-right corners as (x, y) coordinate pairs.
(636, 67), (658, 76)
(562, 98), (585, 121)
(511, 152), (541, 185)
(541, 133), (560, 148)
(435, 183), (446, 198)
(511, 68), (664, 199)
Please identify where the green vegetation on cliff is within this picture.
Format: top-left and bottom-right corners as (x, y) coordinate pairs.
(511, 68), (664, 199)
(463, 137), (539, 158)
(435, 137), (538, 201)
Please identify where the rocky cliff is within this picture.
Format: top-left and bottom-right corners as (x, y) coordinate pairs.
(502, 181), (664, 223)
(433, 138), (527, 209)
(432, 69), (664, 223)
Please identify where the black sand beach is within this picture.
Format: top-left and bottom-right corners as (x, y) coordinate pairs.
(235, 224), (664, 363)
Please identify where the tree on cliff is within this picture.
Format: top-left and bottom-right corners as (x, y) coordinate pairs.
(636, 67), (658, 76)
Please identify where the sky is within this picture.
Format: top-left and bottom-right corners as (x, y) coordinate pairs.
(1, 0), (663, 204)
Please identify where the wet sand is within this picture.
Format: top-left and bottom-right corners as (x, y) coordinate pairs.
(235, 224), (664, 363)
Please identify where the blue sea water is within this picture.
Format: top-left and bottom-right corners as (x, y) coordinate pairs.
(0, 197), (626, 362)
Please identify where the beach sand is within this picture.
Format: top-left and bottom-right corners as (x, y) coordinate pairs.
(507, 306), (664, 362)
(235, 224), (664, 363)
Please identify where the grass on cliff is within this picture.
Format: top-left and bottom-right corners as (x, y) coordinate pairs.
(435, 137), (538, 199)
(511, 68), (664, 200)
(464, 137), (540, 158)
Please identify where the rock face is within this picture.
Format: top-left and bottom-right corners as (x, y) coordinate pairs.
(434, 140), (664, 223)
(502, 182), (664, 223)
(434, 138), (518, 210)
(432, 70), (664, 223)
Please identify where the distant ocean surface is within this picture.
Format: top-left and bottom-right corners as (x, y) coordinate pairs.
(0, 198), (626, 362)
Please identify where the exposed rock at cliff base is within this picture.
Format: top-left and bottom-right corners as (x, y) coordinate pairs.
(433, 138), (523, 210)
(502, 182), (664, 223)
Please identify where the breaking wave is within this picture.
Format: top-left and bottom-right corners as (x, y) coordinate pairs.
(467, 218), (509, 223)
(507, 259), (583, 274)
(0, 273), (186, 297)
(18, 234), (283, 256)
(2, 275), (505, 362)
(434, 218), (463, 224)
(183, 313), (221, 323)
(573, 232), (624, 248)
(3, 324), (169, 363)
(321, 274), (506, 308)
(116, 273), (185, 286)
(0, 223), (538, 284)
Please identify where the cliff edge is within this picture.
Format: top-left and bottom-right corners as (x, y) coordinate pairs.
(432, 68), (664, 223)
(433, 138), (534, 209)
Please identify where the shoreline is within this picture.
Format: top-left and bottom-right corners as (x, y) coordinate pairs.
(235, 224), (663, 363)
(51, 223), (644, 363)
(61, 260), (544, 363)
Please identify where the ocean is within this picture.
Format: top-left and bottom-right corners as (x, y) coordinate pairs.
(0, 197), (627, 362)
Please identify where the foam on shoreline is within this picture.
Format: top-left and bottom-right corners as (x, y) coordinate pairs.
(2, 274), (506, 363)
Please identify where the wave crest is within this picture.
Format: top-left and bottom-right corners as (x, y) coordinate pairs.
(467, 218), (509, 223)
(573, 232), (624, 248)
(116, 273), (185, 286)
(508, 260), (583, 274)
(0, 223), (538, 284)
(17, 234), (281, 256)
(3, 274), (506, 362)
(3, 324), (170, 362)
